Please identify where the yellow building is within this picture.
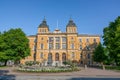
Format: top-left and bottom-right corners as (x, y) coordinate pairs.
(21, 18), (100, 66)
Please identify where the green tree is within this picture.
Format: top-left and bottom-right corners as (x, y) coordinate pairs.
(93, 43), (107, 69)
(103, 16), (120, 66)
(0, 32), (8, 65)
(0, 28), (30, 65)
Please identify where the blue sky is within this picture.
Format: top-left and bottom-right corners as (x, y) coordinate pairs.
(0, 0), (120, 36)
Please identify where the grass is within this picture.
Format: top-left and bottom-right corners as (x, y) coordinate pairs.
(105, 66), (120, 70)
(0, 66), (7, 68)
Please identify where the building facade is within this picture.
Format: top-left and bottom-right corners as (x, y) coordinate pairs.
(21, 18), (100, 66)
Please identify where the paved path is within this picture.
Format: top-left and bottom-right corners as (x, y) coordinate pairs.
(3, 67), (120, 77)
(0, 67), (120, 80)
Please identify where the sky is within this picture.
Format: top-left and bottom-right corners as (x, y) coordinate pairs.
(0, 0), (120, 37)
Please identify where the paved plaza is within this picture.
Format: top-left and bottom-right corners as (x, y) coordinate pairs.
(0, 67), (120, 80)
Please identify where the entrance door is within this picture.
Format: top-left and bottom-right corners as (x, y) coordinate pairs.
(48, 53), (52, 66)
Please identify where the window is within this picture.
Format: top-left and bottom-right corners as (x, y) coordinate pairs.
(40, 43), (44, 49)
(86, 38), (89, 42)
(62, 53), (66, 62)
(62, 43), (66, 49)
(86, 45), (90, 50)
(41, 37), (43, 40)
(71, 37), (74, 41)
(48, 53), (52, 62)
(40, 52), (43, 59)
(71, 52), (75, 58)
(87, 54), (90, 59)
(71, 43), (74, 49)
(40, 29), (41, 32)
(80, 54), (82, 59)
(55, 53), (59, 61)
(49, 37), (53, 43)
(34, 38), (37, 43)
(62, 37), (66, 43)
(80, 45), (82, 50)
(49, 43), (53, 49)
(93, 38), (96, 43)
(56, 43), (60, 49)
(56, 37), (60, 42)
(42, 29), (44, 32)
(79, 38), (82, 42)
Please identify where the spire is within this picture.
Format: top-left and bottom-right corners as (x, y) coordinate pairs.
(43, 16), (46, 21)
(56, 20), (59, 29)
(70, 15), (72, 21)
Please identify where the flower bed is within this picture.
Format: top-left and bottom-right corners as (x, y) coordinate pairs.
(17, 67), (80, 73)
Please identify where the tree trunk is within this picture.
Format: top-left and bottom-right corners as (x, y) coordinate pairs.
(101, 62), (105, 70)
(4, 60), (7, 66)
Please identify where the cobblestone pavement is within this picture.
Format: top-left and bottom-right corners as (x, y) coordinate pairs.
(0, 67), (120, 80)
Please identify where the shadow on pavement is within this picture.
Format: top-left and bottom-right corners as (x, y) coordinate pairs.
(0, 70), (16, 80)
(70, 77), (120, 80)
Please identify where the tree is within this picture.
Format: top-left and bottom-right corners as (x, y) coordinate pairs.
(0, 28), (30, 65)
(93, 43), (107, 69)
(103, 16), (120, 66)
(0, 32), (8, 65)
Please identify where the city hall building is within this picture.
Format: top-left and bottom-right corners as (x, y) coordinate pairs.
(21, 18), (100, 66)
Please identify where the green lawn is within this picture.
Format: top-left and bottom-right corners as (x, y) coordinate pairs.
(0, 66), (8, 69)
(105, 66), (120, 70)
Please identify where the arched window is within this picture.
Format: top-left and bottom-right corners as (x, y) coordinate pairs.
(55, 53), (59, 61)
(62, 53), (66, 62)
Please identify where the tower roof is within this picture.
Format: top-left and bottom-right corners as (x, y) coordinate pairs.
(66, 19), (76, 27)
(38, 18), (49, 28)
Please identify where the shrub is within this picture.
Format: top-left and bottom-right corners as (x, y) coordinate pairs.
(25, 61), (40, 66)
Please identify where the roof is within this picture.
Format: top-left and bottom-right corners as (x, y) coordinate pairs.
(66, 19), (76, 27)
(78, 34), (100, 37)
(27, 35), (36, 37)
(38, 19), (49, 29)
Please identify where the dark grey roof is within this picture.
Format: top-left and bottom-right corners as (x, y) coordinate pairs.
(78, 34), (100, 37)
(28, 35), (36, 37)
(38, 19), (49, 28)
(66, 19), (76, 27)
